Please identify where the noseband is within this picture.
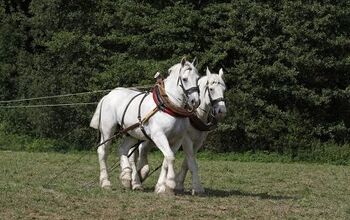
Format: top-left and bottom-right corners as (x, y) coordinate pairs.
(205, 85), (225, 106)
(177, 67), (200, 99)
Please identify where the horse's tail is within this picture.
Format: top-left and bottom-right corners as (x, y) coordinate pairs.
(90, 97), (105, 129)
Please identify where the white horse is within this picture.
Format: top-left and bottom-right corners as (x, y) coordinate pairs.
(90, 58), (200, 194)
(131, 67), (226, 195)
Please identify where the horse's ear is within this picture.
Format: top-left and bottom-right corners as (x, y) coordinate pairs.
(181, 56), (187, 67)
(206, 67), (211, 76)
(219, 68), (224, 79)
(192, 57), (198, 67)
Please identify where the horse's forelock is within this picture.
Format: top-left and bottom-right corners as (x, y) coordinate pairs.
(168, 62), (199, 77)
(206, 73), (226, 89)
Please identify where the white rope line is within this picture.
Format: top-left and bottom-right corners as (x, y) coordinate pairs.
(0, 102), (99, 108)
(0, 84), (153, 104)
(0, 90), (111, 104)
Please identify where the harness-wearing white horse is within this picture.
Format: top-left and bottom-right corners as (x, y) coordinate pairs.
(130, 68), (226, 195)
(90, 58), (200, 194)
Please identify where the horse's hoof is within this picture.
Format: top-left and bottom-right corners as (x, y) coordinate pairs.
(101, 184), (112, 190)
(139, 165), (150, 181)
(121, 179), (131, 189)
(175, 182), (184, 192)
(155, 184), (175, 196)
(120, 168), (132, 189)
(154, 183), (161, 193)
(165, 178), (176, 189)
(165, 185), (175, 196)
(192, 188), (206, 196)
(100, 180), (112, 189)
(132, 184), (144, 191)
(175, 187), (185, 194)
(155, 184), (165, 194)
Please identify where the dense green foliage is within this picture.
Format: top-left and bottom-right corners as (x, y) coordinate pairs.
(1, 1), (349, 160)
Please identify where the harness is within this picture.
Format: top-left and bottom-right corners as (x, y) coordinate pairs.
(118, 78), (197, 141)
(188, 82), (225, 132)
(152, 79), (195, 117)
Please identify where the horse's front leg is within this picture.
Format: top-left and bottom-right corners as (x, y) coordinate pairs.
(152, 133), (179, 195)
(179, 136), (204, 195)
(154, 157), (169, 194)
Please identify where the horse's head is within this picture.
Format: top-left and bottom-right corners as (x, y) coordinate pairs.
(168, 57), (200, 110)
(203, 67), (227, 120)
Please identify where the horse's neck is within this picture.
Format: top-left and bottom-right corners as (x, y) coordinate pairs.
(164, 74), (185, 108)
(196, 77), (211, 122)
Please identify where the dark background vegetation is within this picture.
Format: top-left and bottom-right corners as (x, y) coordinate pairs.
(0, 0), (349, 163)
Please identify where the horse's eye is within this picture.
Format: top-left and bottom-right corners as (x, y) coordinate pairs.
(183, 78), (188, 82)
(209, 88), (214, 92)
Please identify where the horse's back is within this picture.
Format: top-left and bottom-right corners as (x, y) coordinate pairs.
(90, 88), (144, 130)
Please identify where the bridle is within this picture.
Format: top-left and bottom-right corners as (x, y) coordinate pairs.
(205, 82), (225, 107)
(176, 65), (200, 100)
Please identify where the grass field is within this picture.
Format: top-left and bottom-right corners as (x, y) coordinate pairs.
(0, 150), (349, 219)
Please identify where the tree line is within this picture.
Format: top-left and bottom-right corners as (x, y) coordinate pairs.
(0, 0), (349, 162)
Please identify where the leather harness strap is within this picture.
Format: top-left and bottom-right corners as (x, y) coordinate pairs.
(152, 79), (219, 131)
(152, 80), (194, 118)
(189, 114), (217, 131)
(121, 92), (145, 129)
(118, 77), (221, 140)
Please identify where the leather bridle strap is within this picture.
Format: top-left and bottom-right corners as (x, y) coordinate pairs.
(176, 66), (199, 99)
(206, 86), (225, 106)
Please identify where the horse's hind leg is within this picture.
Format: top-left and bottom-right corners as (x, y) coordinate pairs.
(137, 141), (152, 181)
(175, 158), (188, 193)
(128, 146), (143, 190)
(119, 136), (139, 189)
(97, 128), (116, 189)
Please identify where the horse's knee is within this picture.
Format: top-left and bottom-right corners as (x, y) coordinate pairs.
(165, 156), (175, 163)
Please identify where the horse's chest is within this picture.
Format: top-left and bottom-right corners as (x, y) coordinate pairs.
(152, 116), (188, 137)
(164, 118), (187, 136)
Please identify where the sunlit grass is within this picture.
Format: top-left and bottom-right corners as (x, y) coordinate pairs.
(0, 150), (349, 219)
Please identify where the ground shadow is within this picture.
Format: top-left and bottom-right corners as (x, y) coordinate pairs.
(203, 188), (299, 200)
(141, 187), (299, 200)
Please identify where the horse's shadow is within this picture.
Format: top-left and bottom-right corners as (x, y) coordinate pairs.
(142, 187), (298, 200)
(202, 188), (298, 200)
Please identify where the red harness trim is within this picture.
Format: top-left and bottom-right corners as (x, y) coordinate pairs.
(152, 87), (187, 117)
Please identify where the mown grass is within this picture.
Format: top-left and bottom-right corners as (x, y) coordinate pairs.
(1, 150), (349, 219)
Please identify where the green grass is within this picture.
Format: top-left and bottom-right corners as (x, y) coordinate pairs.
(1, 150), (349, 219)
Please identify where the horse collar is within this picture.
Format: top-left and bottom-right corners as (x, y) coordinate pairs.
(152, 80), (194, 118)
